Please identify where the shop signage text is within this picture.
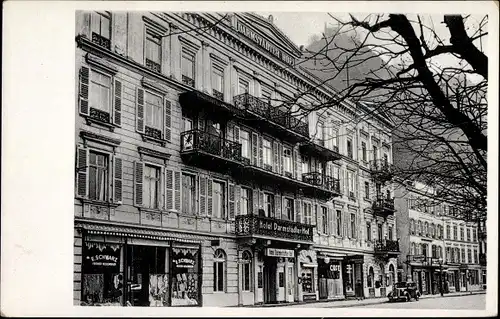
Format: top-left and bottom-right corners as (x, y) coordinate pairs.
(88, 254), (118, 267)
(266, 248), (295, 258)
(173, 257), (195, 268)
(258, 219), (311, 236)
(236, 20), (295, 66)
(329, 264), (341, 272)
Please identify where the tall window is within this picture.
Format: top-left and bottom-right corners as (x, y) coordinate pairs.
(240, 130), (250, 161)
(90, 70), (111, 113)
(213, 181), (225, 219)
(361, 141), (367, 162)
(461, 248), (465, 263)
(424, 222), (429, 237)
(350, 213), (356, 238)
(474, 248), (478, 264)
(467, 249), (472, 263)
(91, 11), (111, 48)
(336, 210), (342, 236)
(388, 226), (393, 240)
(241, 251), (252, 292)
(317, 121), (325, 146)
(181, 48), (195, 87)
(301, 156), (309, 174)
(263, 139), (272, 168)
(303, 202), (312, 225)
(144, 164), (160, 209)
(89, 151), (109, 201)
(375, 183), (382, 197)
(238, 77), (250, 94)
(472, 229), (477, 242)
(378, 224), (383, 241)
(145, 91), (163, 134)
(418, 220), (422, 235)
(447, 225), (451, 239)
(460, 227), (464, 241)
(212, 64), (224, 100)
(410, 219), (415, 235)
(367, 267), (374, 288)
(240, 188), (251, 215)
(321, 207), (328, 234)
(284, 198), (295, 221)
(182, 174), (196, 214)
(373, 145), (378, 162)
(264, 193), (274, 217)
(364, 182), (370, 200)
(347, 139), (353, 159)
(283, 148), (292, 174)
(347, 171), (355, 198)
(366, 222), (372, 241)
(213, 249), (226, 292)
(383, 153), (389, 165)
(145, 31), (161, 72)
(466, 229), (471, 241)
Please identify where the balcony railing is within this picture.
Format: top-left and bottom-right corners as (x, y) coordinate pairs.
(370, 159), (394, 182)
(374, 239), (400, 254)
(180, 129), (242, 162)
(233, 93), (309, 138)
(302, 172), (341, 194)
(89, 107), (110, 123)
(145, 58), (161, 73)
(235, 214), (315, 243)
(91, 32), (111, 50)
(212, 89), (224, 101)
(182, 75), (195, 87)
(373, 196), (395, 215)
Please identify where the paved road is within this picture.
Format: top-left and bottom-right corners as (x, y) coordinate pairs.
(355, 293), (485, 310)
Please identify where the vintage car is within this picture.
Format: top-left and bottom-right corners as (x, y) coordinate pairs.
(387, 282), (421, 302)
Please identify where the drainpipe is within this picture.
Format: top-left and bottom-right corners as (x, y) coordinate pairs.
(237, 248), (242, 307)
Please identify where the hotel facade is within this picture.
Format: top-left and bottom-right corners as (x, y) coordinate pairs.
(394, 182), (485, 296)
(74, 11), (399, 307)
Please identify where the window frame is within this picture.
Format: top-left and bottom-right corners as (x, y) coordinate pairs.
(366, 222), (372, 241)
(90, 11), (111, 43)
(213, 249), (227, 293)
(144, 29), (162, 72)
(88, 149), (111, 202)
(211, 63), (225, 98)
(181, 172), (196, 215)
(303, 202), (312, 225)
(283, 147), (292, 174)
(212, 180), (226, 219)
(240, 187), (252, 216)
(262, 138), (273, 167)
(350, 212), (356, 238)
(142, 163), (162, 210)
(241, 251), (252, 292)
(263, 192), (275, 218)
(144, 89), (164, 132)
(361, 141), (367, 162)
(181, 46), (196, 86)
(321, 206), (328, 234)
(284, 197), (295, 221)
(239, 130), (251, 161)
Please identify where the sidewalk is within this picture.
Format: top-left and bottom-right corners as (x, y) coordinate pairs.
(242, 290), (486, 308)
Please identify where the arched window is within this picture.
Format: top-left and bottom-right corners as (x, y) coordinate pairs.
(368, 266), (374, 288)
(241, 251), (252, 292)
(213, 249), (226, 292)
(411, 242), (416, 255)
(388, 264), (395, 286)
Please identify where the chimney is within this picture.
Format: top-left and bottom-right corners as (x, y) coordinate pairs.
(268, 15), (274, 23)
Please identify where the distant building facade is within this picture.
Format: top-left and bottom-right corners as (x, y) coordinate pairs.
(395, 181), (485, 295)
(74, 11), (399, 307)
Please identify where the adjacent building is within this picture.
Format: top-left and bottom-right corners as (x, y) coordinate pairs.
(394, 181), (485, 296)
(74, 11), (399, 307)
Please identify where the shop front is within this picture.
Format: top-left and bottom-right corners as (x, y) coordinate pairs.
(317, 255), (344, 300)
(80, 227), (202, 307)
(343, 255), (364, 299)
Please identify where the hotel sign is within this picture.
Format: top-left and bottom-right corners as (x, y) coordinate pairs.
(236, 20), (295, 66)
(266, 248), (295, 258)
(258, 219), (312, 237)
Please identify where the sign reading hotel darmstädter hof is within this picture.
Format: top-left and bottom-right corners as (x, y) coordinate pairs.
(258, 218), (312, 236)
(266, 248), (295, 258)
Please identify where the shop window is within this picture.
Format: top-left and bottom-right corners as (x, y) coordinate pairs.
(82, 242), (123, 306)
(213, 249), (226, 292)
(171, 246), (200, 306)
(301, 258), (314, 294)
(241, 251), (252, 292)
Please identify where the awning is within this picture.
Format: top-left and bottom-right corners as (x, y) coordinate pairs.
(302, 263), (318, 268)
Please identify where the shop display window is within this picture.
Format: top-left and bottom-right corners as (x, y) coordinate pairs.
(171, 247), (200, 306)
(301, 268), (313, 293)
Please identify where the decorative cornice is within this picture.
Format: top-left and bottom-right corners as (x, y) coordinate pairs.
(80, 130), (121, 147)
(138, 146), (171, 161)
(85, 53), (118, 74)
(141, 76), (169, 95)
(143, 16), (169, 35)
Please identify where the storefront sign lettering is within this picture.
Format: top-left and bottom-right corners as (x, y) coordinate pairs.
(266, 248), (295, 258)
(329, 264), (341, 272)
(173, 257), (195, 268)
(236, 20), (295, 66)
(90, 254), (119, 267)
(258, 219), (311, 236)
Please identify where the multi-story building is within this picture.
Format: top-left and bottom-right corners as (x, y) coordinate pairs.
(395, 181), (484, 296)
(73, 11), (398, 307)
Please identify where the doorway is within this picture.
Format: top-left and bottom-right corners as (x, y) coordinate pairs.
(263, 257), (277, 304)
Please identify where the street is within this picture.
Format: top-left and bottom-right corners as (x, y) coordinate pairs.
(357, 294), (486, 310)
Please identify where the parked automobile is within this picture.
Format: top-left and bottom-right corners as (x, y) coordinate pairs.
(388, 282), (421, 302)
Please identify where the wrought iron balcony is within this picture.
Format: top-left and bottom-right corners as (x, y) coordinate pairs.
(370, 159), (394, 182)
(89, 107), (110, 123)
(299, 141), (341, 162)
(374, 239), (400, 256)
(182, 75), (195, 87)
(179, 90), (241, 119)
(180, 129), (243, 172)
(300, 172), (341, 200)
(213, 89), (224, 101)
(373, 196), (395, 217)
(145, 58), (161, 73)
(406, 255), (446, 268)
(91, 32), (111, 50)
(235, 214), (315, 243)
(233, 93), (309, 143)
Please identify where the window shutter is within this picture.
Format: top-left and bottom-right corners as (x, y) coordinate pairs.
(274, 194), (281, 219)
(113, 79), (122, 126)
(136, 87), (145, 133)
(113, 156), (123, 204)
(207, 179), (213, 217)
(235, 185), (241, 216)
(328, 208), (333, 235)
(251, 132), (258, 166)
(294, 148), (301, 180)
(316, 205), (323, 233)
(253, 188), (259, 214)
(273, 141), (279, 173)
(199, 175), (207, 215)
(279, 143), (284, 175)
(228, 183), (235, 220)
(258, 135), (263, 167)
(259, 191), (264, 214)
(166, 169), (174, 210)
(333, 209), (338, 236)
(76, 145), (89, 197)
(164, 100), (172, 142)
(174, 171), (181, 211)
(134, 161), (144, 206)
(79, 67), (90, 116)
(295, 199), (302, 223)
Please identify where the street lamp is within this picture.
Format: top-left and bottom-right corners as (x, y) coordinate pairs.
(438, 257), (444, 297)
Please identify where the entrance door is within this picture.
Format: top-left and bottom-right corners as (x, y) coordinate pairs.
(277, 263), (285, 302)
(286, 264), (294, 302)
(263, 258), (277, 304)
